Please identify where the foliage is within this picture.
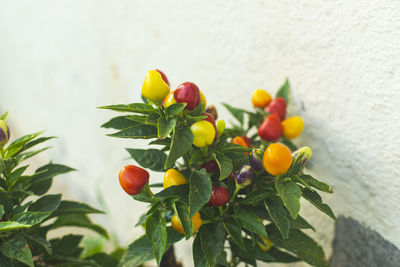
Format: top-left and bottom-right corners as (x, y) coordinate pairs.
(102, 74), (335, 267)
(0, 112), (117, 267)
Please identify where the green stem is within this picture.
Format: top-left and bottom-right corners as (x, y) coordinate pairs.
(143, 183), (154, 196)
(229, 186), (240, 203)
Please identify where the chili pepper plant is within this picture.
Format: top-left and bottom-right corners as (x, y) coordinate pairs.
(101, 70), (336, 267)
(0, 112), (119, 267)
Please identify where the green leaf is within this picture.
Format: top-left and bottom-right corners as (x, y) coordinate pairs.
(19, 136), (56, 153)
(0, 111), (9, 122)
(290, 215), (315, 231)
(7, 165), (29, 188)
(28, 164), (76, 195)
(48, 234), (83, 258)
(164, 126), (193, 169)
(145, 113), (160, 126)
(221, 143), (251, 153)
(51, 214), (109, 238)
(51, 201), (104, 217)
(199, 222), (225, 266)
(118, 235), (153, 267)
(87, 252), (119, 267)
(0, 205), (4, 218)
(293, 174), (313, 191)
(189, 150), (206, 166)
(15, 147), (51, 163)
(0, 234), (34, 267)
(101, 116), (140, 130)
(145, 212), (167, 265)
(302, 188), (336, 220)
(265, 199), (290, 239)
(165, 103), (186, 117)
(6, 131), (44, 157)
(222, 103), (245, 125)
(275, 177), (302, 219)
(212, 152), (233, 181)
(126, 148), (166, 172)
(174, 202), (192, 239)
(267, 247), (300, 263)
(12, 194), (61, 225)
(29, 194), (61, 213)
(107, 125), (157, 139)
(153, 184), (189, 202)
(21, 233), (52, 255)
(0, 221), (31, 232)
(233, 209), (268, 238)
(132, 189), (154, 203)
(193, 234), (210, 267)
(266, 224), (328, 267)
(275, 79), (290, 103)
(223, 222), (246, 251)
(241, 190), (274, 205)
(157, 117), (176, 139)
(98, 103), (155, 114)
(189, 169), (212, 217)
(300, 174), (333, 193)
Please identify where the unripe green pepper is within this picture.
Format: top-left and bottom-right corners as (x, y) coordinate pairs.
(190, 120), (215, 147)
(216, 120), (225, 136)
(141, 70), (171, 102)
(0, 120), (10, 147)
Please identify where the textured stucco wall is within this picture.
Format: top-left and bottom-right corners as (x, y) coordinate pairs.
(1, 1), (399, 266)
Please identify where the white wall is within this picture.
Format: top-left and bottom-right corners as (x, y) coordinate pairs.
(1, 1), (399, 266)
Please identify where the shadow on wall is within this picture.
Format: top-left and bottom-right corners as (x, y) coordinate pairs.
(330, 217), (400, 267)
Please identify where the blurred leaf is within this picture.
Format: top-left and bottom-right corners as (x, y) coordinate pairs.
(222, 103), (245, 125)
(290, 215), (315, 231)
(19, 136), (56, 153)
(51, 201), (104, 217)
(0, 221), (31, 232)
(275, 79), (290, 103)
(0, 111), (9, 122)
(164, 126), (193, 169)
(101, 116), (140, 130)
(275, 177), (301, 219)
(87, 252), (119, 267)
(12, 194), (61, 225)
(267, 247), (300, 263)
(21, 233), (52, 255)
(126, 148), (166, 172)
(98, 103), (155, 114)
(107, 125), (157, 139)
(302, 188), (336, 220)
(189, 169), (212, 217)
(6, 131), (44, 158)
(51, 214), (109, 238)
(0, 234), (33, 267)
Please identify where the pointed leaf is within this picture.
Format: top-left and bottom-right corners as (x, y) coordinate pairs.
(275, 177), (302, 219)
(302, 188), (336, 220)
(275, 79), (290, 103)
(164, 126), (193, 169)
(212, 152), (233, 181)
(265, 199), (290, 239)
(108, 125), (157, 139)
(145, 211), (167, 265)
(189, 169), (212, 217)
(126, 148), (166, 172)
(157, 117), (176, 139)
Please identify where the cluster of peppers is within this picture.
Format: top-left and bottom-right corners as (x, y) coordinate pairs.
(103, 69), (335, 267)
